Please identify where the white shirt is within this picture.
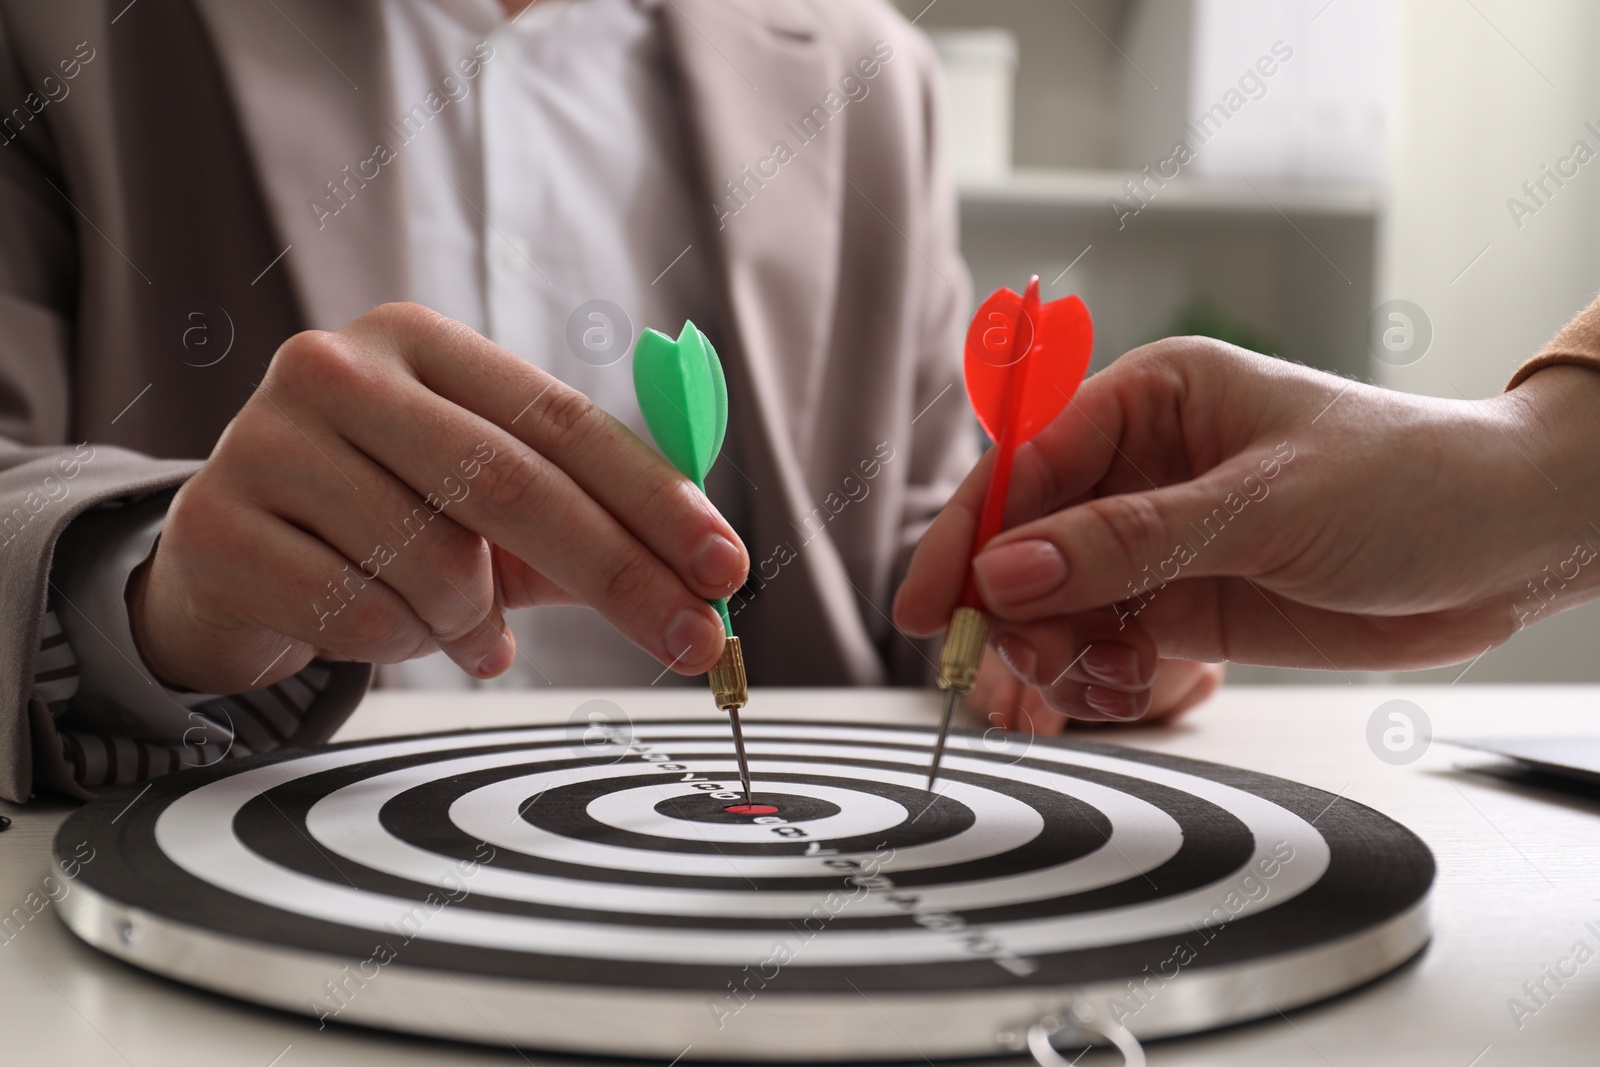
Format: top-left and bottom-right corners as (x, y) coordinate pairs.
(379, 0), (722, 689)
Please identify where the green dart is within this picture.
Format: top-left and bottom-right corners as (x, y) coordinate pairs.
(633, 321), (753, 808)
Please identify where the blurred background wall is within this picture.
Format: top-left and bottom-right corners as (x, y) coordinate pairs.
(888, 0), (1600, 683)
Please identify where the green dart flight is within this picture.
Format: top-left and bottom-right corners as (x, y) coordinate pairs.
(633, 321), (732, 631)
(633, 320), (754, 807)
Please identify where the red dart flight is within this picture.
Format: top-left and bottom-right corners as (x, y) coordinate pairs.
(958, 275), (1095, 610)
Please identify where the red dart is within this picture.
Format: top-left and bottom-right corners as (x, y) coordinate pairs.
(925, 276), (1094, 789)
(960, 276), (1094, 607)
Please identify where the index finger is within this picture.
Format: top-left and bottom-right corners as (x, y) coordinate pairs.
(280, 305), (744, 673)
(893, 372), (1126, 637)
(362, 304), (749, 599)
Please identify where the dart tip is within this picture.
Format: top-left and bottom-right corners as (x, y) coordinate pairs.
(926, 687), (962, 791)
(726, 704), (754, 808)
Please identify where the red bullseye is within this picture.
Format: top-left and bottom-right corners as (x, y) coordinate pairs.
(724, 804), (779, 815)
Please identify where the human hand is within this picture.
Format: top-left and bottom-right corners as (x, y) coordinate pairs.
(897, 337), (1600, 712)
(127, 303), (747, 694)
(967, 645), (1223, 731)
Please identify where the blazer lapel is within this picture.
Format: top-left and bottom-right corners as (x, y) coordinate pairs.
(662, 0), (883, 682)
(190, 0), (407, 330)
(660, 0), (845, 453)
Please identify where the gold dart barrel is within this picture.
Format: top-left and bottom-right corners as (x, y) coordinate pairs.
(709, 636), (754, 806)
(709, 635), (748, 710)
(928, 606), (990, 789)
(937, 606), (990, 695)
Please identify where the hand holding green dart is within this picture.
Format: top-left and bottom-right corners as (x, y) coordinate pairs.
(633, 321), (755, 807)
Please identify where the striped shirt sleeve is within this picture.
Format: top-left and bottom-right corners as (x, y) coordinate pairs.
(37, 488), (352, 792)
(36, 604), (338, 790)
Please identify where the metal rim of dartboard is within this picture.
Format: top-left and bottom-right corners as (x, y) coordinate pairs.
(52, 720), (1433, 1062)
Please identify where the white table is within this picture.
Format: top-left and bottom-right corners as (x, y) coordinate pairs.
(3, 685), (1598, 1066)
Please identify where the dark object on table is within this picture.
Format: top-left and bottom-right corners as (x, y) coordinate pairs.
(1449, 735), (1600, 792)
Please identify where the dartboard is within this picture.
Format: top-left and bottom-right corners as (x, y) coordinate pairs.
(53, 719), (1433, 1062)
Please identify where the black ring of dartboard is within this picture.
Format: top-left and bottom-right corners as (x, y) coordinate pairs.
(653, 790), (844, 823)
(432, 763), (980, 854)
(229, 749), (979, 877)
(236, 751), (1254, 927)
(512, 765), (978, 854)
(54, 721), (1435, 995)
(233, 749), (1251, 912)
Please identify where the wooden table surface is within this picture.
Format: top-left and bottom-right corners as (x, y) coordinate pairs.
(3, 685), (1598, 1066)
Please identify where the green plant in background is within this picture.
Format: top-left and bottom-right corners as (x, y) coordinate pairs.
(1161, 295), (1283, 358)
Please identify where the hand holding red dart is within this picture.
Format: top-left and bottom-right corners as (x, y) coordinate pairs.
(925, 276), (1094, 788)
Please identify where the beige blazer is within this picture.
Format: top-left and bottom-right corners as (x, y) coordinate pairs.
(0, 0), (974, 801)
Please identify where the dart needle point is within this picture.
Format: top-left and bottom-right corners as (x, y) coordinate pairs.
(726, 706), (753, 806)
(926, 687), (961, 789)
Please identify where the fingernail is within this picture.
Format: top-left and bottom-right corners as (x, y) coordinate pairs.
(476, 627), (515, 677)
(666, 606), (722, 666)
(995, 635), (1038, 684)
(1082, 643), (1144, 688)
(1084, 686), (1143, 721)
(974, 540), (1068, 607)
(691, 533), (744, 593)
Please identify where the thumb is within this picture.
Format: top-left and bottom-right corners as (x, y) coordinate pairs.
(971, 463), (1271, 621)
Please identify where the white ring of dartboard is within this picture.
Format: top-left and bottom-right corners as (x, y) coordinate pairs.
(54, 721), (1433, 1062)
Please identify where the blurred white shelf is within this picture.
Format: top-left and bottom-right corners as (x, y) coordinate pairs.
(959, 167), (1381, 220)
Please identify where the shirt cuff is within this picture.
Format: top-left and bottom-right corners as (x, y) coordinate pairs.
(1507, 291), (1600, 390)
(48, 492), (209, 739)
(38, 493), (339, 790)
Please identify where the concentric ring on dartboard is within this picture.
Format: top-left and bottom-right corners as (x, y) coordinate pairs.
(98, 725), (1326, 954)
(264, 759), (1251, 914)
(382, 766), (1122, 892)
(230, 746), (1233, 923)
(597, 780), (897, 841)
(53, 719), (1434, 1062)
(332, 760), (1192, 921)
(499, 768), (982, 853)
(653, 790), (841, 824)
